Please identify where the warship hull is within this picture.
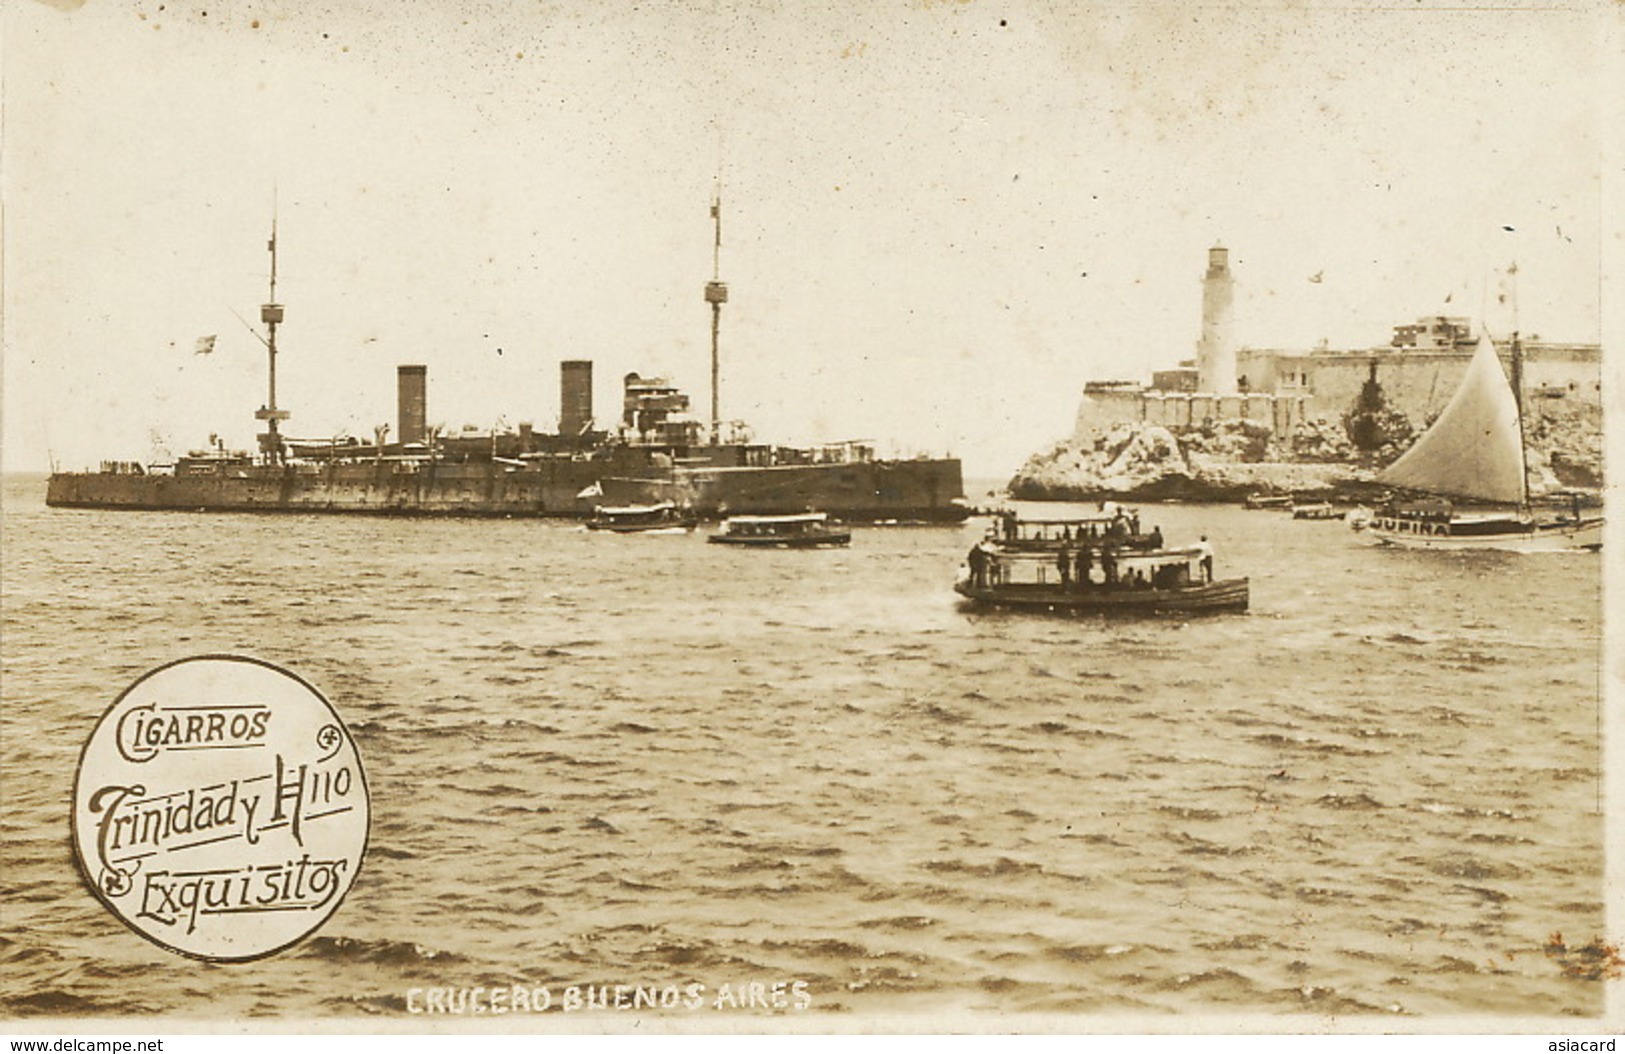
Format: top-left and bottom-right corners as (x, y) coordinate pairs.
(45, 456), (969, 522)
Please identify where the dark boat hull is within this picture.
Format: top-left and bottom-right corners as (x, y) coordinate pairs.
(954, 577), (1250, 614)
(586, 520), (697, 533)
(707, 531), (851, 548)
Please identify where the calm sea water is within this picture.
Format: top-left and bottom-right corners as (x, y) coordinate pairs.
(0, 473), (1605, 1021)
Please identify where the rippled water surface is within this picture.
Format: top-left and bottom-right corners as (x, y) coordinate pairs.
(0, 475), (1605, 1021)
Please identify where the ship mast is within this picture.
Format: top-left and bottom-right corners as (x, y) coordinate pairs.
(255, 215), (290, 463)
(1506, 261), (1531, 510)
(704, 186), (728, 443)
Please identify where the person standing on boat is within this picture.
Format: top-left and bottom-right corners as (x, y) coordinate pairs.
(1195, 535), (1214, 583)
(1100, 545), (1118, 587)
(968, 543), (988, 589)
(1057, 545), (1073, 590)
(1148, 525), (1164, 550)
(1077, 546), (1093, 588)
(977, 539), (1002, 586)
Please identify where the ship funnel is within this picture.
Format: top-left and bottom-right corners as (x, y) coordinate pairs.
(397, 365), (427, 446)
(559, 360), (593, 436)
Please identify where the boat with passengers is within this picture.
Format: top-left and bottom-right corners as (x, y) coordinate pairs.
(956, 513), (1248, 614)
(986, 503), (1149, 551)
(708, 511), (851, 548)
(585, 501), (698, 533)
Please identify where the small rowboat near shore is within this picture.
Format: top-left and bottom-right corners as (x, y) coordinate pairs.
(708, 511), (851, 548)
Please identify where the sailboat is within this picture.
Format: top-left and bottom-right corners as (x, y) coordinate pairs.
(1360, 331), (1602, 552)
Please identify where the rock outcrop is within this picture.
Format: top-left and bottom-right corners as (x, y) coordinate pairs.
(1526, 397), (1604, 490)
(1010, 423), (1372, 502)
(1008, 404), (1602, 504)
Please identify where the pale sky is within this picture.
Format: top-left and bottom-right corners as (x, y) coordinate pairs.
(2, 0), (1610, 479)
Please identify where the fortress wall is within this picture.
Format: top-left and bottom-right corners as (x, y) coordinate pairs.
(1073, 390), (1145, 438)
(1236, 348), (1281, 392)
(1302, 355), (1458, 424)
(1166, 398), (1192, 429)
(1521, 345), (1603, 397)
(1072, 389), (1309, 443)
(1272, 345), (1600, 425)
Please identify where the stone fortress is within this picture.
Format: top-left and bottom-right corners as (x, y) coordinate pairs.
(1073, 246), (1602, 444)
(1011, 246), (1602, 500)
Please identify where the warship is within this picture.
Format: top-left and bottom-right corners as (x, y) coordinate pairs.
(46, 199), (969, 523)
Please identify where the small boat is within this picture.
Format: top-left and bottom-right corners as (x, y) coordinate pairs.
(1244, 494), (1293, 510)
(1362, 332), (1603, 552)
(956, 520), (1247, 615)
(1291, 501), (1342, 520)
(585, 501), (697, 533)
(708, 511), (851, 548)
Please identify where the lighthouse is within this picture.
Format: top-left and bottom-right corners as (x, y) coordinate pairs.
(1197, 245), (1237, 394)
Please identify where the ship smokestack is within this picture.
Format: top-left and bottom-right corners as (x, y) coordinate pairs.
(397, 364), (427, 446)
(1197, 245), (1237, 394)
(559, 360), (593, 436)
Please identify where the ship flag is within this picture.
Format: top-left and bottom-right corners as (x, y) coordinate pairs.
(577, 481), (604, 499)
(194, 335), (217, 355)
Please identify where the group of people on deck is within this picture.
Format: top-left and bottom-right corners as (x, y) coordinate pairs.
(999, 504), (1155, 548)
(1050, 536), (1183, 591)
(1003, 506), (1183, 551)
(966, 522), (1216, 592)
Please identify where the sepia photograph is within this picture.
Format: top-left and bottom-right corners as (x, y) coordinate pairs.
(1, 0), (1617, 1038)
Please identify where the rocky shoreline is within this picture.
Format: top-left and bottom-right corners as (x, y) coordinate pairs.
(1008, 402), (1602, 505)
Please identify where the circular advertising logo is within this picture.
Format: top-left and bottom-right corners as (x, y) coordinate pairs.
(72, 655), (370, 961)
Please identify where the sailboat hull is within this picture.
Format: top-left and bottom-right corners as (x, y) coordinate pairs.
(1366, 333), (1604, 553)
(1363, 516), (1602, 553)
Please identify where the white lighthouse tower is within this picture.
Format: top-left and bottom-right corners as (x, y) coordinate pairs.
(1197, 245), (1237, 394)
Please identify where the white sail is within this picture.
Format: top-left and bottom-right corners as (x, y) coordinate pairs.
(1377, 334), (1525, 504)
